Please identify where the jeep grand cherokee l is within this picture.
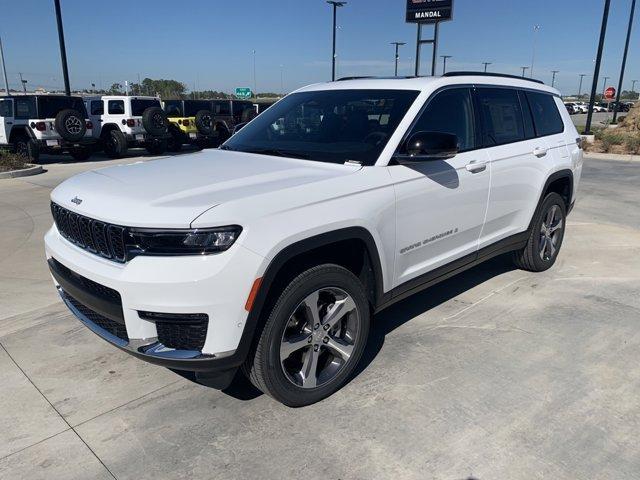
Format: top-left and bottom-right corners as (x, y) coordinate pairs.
(45, 73), (583, 406)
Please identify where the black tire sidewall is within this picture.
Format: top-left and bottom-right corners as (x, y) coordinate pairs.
(530, 193), (567, 270)
(195, 110), (213, 135)
(142, 107), (168, 136)
(256, 265), (370, 407)
(55, 109), (86, 142)
(103, 130), (126, 158)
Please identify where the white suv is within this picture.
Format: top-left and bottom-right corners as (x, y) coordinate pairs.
(0, 95), (96, 161)
(84, 95), (169, 157)
(45, 74), (583, 406)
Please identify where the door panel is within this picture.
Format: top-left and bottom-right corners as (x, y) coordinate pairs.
(0, 99), (13, 145)
(390, 87), (490, 288)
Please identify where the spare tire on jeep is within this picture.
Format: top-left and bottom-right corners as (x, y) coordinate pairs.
(142, 107), (168, 136)
(55, 109), (86, 142)
(195, 110), (213, 136)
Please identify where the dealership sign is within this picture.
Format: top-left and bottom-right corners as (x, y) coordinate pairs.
(406, 0), (453, 23)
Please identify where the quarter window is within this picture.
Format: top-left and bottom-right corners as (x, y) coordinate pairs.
(0, 99), (12, 117)
(477, 88), (525, 146)
(91, 101), (104, 115)
(15, 98), (36, 119)
(526, 92), (564, 136)
(108, 100), (125, 115)
(410, 88), (476, 151)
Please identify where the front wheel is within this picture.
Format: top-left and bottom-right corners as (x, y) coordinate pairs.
(513, 192), (567, 272)
(244, 264), (370, 407)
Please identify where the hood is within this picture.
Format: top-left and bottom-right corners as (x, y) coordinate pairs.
(50, 150), (361, 228)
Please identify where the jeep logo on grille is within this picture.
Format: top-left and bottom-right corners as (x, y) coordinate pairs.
(71, 196), (83, 205)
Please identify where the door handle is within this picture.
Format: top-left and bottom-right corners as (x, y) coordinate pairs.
(6, 121), (12, 125)
(533, 147), (548, 158)
(465, 161), (487, 173)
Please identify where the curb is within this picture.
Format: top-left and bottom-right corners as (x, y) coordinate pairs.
(584, 153), (640, 163)
(0, 164), (44, 179)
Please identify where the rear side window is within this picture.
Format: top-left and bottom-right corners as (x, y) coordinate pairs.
(0, 99), (12, 117)
(526, 92), (564, 137)
(476, 88), (524, 146)
(15, 98), (36, 119)
(38, 96), (87, 118)
(411, 88), (476, 151)
(108, 100), (125, 115)
(212, 101), (231, 115)
(131, 99), (161, 116)
(90, 101), (104, 115)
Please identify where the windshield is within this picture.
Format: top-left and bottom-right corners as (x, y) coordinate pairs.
(37, 96), (87, 118)
(223, 89), (419, 165)
(184, 100), (211, 116)
(131, 99), (161, 116)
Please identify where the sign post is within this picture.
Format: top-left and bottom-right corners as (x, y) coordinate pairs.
(235, 87), (253, 99)
(407, 0), (453, 77)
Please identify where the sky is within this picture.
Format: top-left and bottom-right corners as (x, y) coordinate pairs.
(1, 0), (638, 97)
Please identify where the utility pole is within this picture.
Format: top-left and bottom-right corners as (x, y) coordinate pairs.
(280, 64), (284, 95)
(53, 0), (71, 96)
(551, 70), (559, 88)
(327, 1), (346, 81)
(0, 35), (10, 95)
(521, 66), (529, 78)
(585, 0), (611, 135)
(440, 55), (452, 75)
(390, 42), (406, 77)
(601, 76), (610, 98)
(19, 73), (27, 93)
(252, 49), (257, 98)
(482, 62), (492, 73)
(613, 0), (636, 123)
(578, 74), (587, 97)
(632, 80), (638, 96)
(530, 25), (541, 77)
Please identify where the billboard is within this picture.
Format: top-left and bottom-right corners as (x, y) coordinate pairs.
(406, 0), (453, 23)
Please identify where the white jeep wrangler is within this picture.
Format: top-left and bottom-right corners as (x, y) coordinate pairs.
(46, 73), (583, 406)
(0, 94), (96, 161)
(84, 95), (170, 157)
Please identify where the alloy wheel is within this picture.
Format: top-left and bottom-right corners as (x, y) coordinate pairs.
(280, 287), (359, 389)
(539, 204), (563, 261)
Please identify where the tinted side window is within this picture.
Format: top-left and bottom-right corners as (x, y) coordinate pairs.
(15, 98), (36, 119)
(477, 88), (524, 146)
(518, 91), (536, 139)
(213, 101), (231, 115)
(91, 101), (104, 115)
(108, 100), (125, 115)
(0, 100), (12, 117)
(526, 92), (564, 137)
(410, 88), (475, 151)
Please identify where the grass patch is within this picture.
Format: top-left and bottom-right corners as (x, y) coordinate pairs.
(591, 130), (640, 154)
(0, 150), (30, 173)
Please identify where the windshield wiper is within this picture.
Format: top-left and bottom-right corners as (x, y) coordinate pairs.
(244, 148), (311, 160)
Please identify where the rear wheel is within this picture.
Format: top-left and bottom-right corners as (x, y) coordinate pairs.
(13, 134), (40, 162)
(245, 264), (370, 407)
(103, 130), (127, 158)
(69, 146), (92, 161)
(513, 192), (566, 272)
(167, 130), (183, 152)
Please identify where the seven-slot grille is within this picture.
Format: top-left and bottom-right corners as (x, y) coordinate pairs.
(51, 202), (127, 262)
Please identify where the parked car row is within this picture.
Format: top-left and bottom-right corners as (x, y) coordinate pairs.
(0, 93), (275, 161)
(564, 101), (634, 115)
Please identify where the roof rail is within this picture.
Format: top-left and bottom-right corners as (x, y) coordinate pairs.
(443, 71), (545, 85)
(335, 75), (418, 81)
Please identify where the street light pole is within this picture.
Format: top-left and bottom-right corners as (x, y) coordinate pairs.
(578, 74), (587, 97)
(280, 64), (284, 96)
(327, 1), (346, 81)
(530, 25), (541, 77)
(632, 80), (638, 96)
(521, 66), (529, 78)
(390, 42), (406, 77)
(613, 0), (636, 123)
(482, 62), (492, 73)
(601, 76), (610, 98)
(440, 55), (452, 75)
(551, 70), (559, 88)
(585, 0), (611, 135)
(53, 0), (71, 96)
(0, 36), (10, 95)
(19, 72), (27, 93)
(252, 49), (256, 99)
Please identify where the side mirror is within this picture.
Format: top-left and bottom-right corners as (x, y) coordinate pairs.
(397, 131), (459, 163)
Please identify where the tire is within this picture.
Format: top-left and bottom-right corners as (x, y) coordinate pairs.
(54, 109), (86, 142)
(167, 129), (183, 152)
(195, 110), (213, 136)
(244, 264), (370, 407)
(70, 146), (92, 161)
(513, 192), (567, 272)
(141, 107), (168, 136)
(13, 134), (40, 162)
(102, 129), (128, 159)
(146, 139), (167, 155)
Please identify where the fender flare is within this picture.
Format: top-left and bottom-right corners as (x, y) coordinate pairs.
(527, 169), (574, 232)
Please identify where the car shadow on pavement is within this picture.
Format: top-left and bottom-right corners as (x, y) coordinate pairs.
(176, 254), (517, 403)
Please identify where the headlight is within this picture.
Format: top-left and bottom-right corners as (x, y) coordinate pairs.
(125, 226), (242, 257)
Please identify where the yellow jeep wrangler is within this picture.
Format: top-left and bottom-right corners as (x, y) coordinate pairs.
(162, 100), (215, 151)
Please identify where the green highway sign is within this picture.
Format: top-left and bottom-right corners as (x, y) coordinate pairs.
(235, 87), (252, 99)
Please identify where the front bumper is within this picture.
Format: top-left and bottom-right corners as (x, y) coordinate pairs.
(45, 225), (266, 386)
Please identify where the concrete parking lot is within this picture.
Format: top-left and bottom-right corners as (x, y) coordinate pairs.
(1, 152), (639, 479)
